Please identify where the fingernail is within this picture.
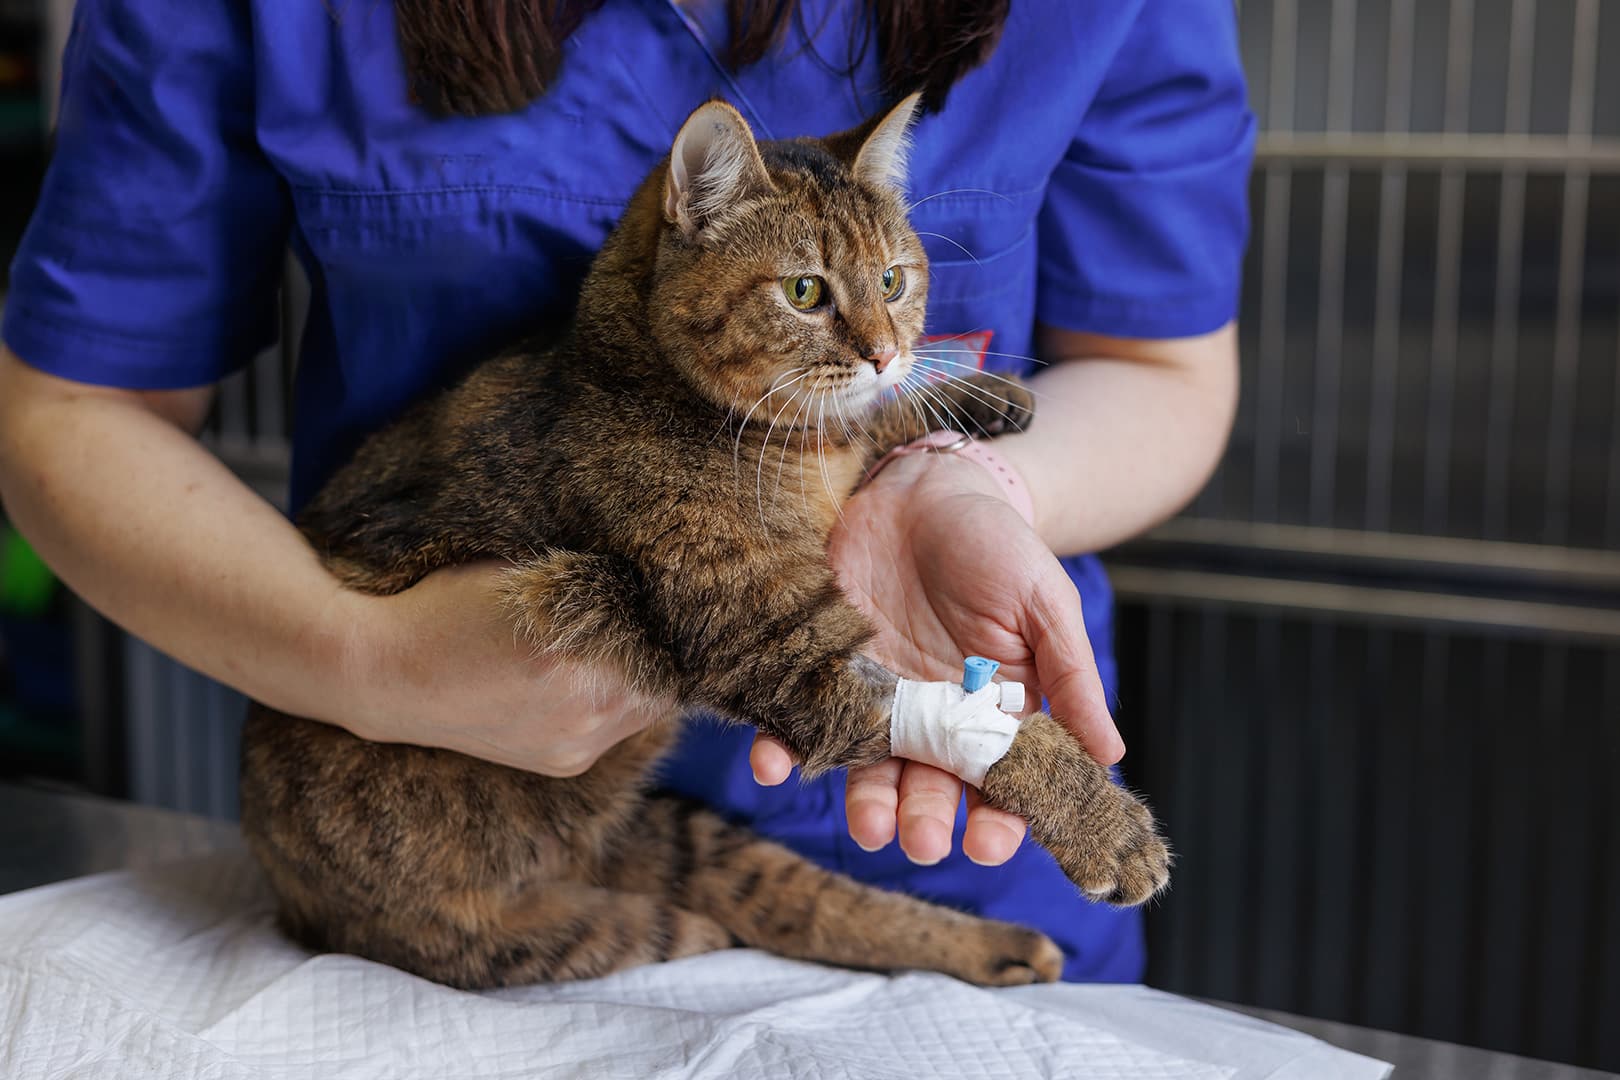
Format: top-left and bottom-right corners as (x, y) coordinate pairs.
(900, 818), (949, 865)
(966, 822), (1022, 866)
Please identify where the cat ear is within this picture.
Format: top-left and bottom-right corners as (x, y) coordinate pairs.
(664, 101), (774, 239)
(850, 92), (922, 192)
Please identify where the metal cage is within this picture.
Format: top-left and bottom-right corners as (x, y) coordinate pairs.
(1108, 0), (1620, 1071)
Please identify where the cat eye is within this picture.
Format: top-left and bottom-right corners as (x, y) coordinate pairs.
(782, 275), (826, 311)
(880, 266), (905, 302)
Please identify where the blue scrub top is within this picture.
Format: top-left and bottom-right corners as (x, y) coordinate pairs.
(4, 0), (1254, 982)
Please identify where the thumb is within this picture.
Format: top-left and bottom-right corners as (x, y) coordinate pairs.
(1020, 573), (1124, 765)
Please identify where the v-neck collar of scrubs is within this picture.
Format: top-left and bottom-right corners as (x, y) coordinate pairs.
(657, 0), (777, 138)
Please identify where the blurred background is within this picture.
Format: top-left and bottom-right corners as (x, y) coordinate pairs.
(0, 0), (1616, 1072)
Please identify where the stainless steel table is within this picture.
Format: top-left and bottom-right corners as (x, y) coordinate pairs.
(2, 783), (1613, 1079)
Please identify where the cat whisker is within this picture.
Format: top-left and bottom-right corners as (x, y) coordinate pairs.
(929, 370), (1024, 413)
(912, 230), (979, 265)
(917, 381), (994, 442)
(929, 373), (1032, 436)
(903, 380), (959, 441)
(775, 387), (814, 501)
(910, 382), (968, 438)
(909, 356), (1049, 401)
(840, 393), (882, 458)
(898, 375), (933, 444)
(835, 401), (874, 459)
(712, 393), (742, 449)
(915, 325), (991, 346)
(917, 380), (995, 442)
(756, 385), (805, 530)
(816, 397), (844, 524)
(796, 401), (813, 512)
(905, 187), (1013, 211)
(733, 369), (811, 486)
(731, 390), (773, 479)
(913, 346), (1051, 368)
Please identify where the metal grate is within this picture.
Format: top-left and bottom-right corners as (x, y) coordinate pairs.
(1212, 0), (1620, 552)
(1115, 605), (1620, 1071)
(1112, 1), (1620, 1072)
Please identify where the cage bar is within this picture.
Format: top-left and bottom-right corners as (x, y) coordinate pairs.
(1543, 0), (1599, 545)
(1365, 0), (1416, 532)
(1307, 0), (1357, 527)
(1422, 0), (1476, 535)
(1481, 0), (1536, 540)
(1252, 0), (1299, 524)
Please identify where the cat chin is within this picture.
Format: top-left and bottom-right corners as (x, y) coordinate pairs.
(833, 384), (887, 416)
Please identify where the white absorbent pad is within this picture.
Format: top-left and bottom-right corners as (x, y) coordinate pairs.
(0, 853), (1391, 1080)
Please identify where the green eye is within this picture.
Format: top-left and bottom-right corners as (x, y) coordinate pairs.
(880, 266), (905, 302)
(783, 275), (826, 310)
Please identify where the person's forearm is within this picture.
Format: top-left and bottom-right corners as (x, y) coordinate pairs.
(0, 347), (360, 720)
(988, 323), (1239, 557)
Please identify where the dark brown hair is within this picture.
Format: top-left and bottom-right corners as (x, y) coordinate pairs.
(393, 0), (1010, 117)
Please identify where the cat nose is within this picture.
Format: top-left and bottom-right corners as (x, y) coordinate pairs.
(869, 347), (899, 374)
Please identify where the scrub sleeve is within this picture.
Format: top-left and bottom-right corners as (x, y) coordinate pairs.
(2, 0), (289, 389)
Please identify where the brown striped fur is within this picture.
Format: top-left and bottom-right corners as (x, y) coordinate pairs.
(239, 98), (1168, 990)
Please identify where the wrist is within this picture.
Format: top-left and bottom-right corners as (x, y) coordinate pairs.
(316, 586), (401, 741)
(874, 435), (1036, 527)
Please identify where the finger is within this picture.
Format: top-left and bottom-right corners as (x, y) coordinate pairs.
(749, 734), (797, 786)
(1022, 575), (1125, 764)
(845, 758), (904, 852)
(897, 762), (964, 865)
(961, 787), (1028, 866)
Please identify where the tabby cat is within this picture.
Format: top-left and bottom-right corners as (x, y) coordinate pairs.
(239, 96), (1169, 990)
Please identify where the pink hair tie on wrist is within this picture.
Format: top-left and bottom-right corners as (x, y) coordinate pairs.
(864, 430), (1037, 530)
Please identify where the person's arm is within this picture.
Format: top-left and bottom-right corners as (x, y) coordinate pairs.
(0, 345), (656, 775)
(997, 322), (1239, 557)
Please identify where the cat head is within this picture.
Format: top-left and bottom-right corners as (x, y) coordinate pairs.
(647, 96), (928, 428)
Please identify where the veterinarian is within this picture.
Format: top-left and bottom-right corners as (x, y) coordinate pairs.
(0, 0), (1252, 982)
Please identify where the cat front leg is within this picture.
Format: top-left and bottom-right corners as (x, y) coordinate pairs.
(678, 582), (1168, 904)
(497, 548), (680, 700)
(863, 369), (1035, 458)
(674, 572), (899, 774)
(658, 554), (1170, 905)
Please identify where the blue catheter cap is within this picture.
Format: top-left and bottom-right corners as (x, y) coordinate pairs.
(961, 656), (1000, 692)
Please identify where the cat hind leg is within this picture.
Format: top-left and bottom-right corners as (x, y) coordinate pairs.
(605, 797), (1064, 987)
(321, 882), (733, 989)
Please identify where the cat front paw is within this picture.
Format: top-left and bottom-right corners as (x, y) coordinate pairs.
(1050, 787), (1171, 907)
(933, 371), (1034, 439)
(978, 714), (1172, 908)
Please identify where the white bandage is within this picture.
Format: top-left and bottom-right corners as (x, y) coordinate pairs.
(889, 678), (1025, 788)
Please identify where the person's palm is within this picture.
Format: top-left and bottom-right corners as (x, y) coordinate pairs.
(751, 453), (1122, 866)
(834, 470), (1044, 695)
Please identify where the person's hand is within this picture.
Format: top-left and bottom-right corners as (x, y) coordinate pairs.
(338, 561), (667, 775)
(750, 451), (1122, 866)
